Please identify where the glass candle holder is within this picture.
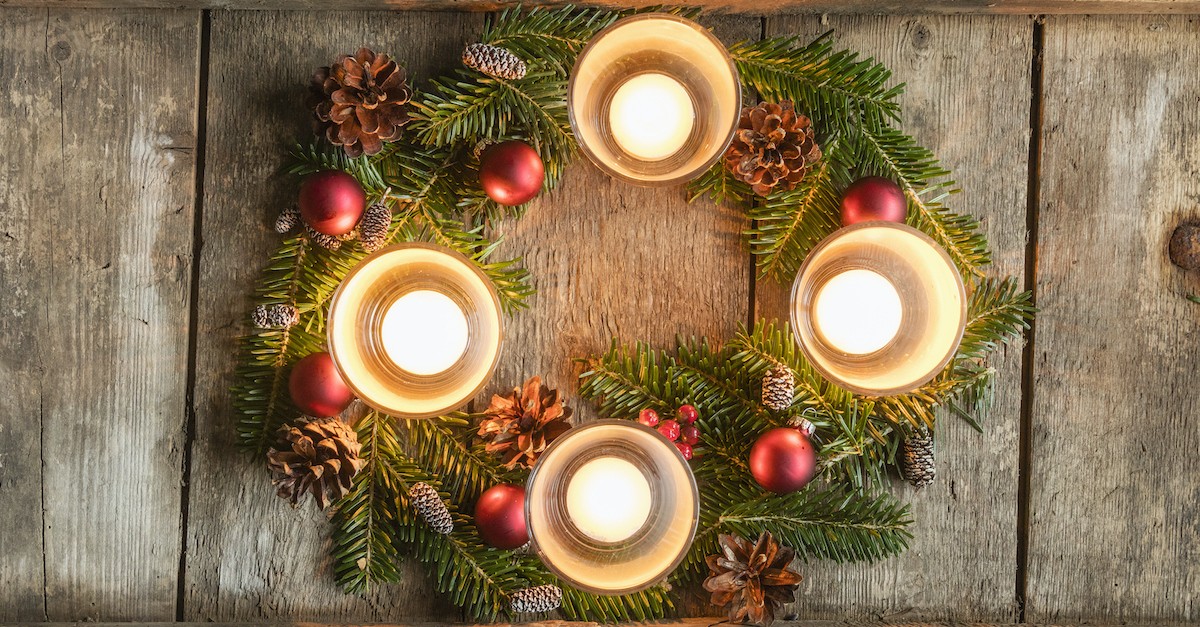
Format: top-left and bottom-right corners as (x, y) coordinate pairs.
(326, 243), (503, 418)
(568, 13), (741, 186)
(525, 420), (698, 595)
(790, 222), (967, 396)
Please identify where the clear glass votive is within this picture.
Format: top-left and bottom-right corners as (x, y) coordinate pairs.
(326, 243), (503, 419)
(525, 420), (699, 595)
(568, 13), (741, 186)
(790, 222), (968, 396)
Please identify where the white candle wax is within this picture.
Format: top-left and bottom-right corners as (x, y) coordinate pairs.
(565, 456), (652, 543)
(380, 290), (470, 375)
(813, 269), (904, 355)
(608, 73), (695, 161)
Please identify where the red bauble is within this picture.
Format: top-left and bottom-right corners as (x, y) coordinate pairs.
(288, 352), (355, 417)
(840, 176), (907, 226)
(479, 140), (545, 206)
(298, 170), (366, 235)
(749, 427), (817, 494)
(474, 484), (528, 549)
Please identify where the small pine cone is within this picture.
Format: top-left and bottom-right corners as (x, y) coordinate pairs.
(409, 482), (453, 534)
(252, 303), (299, 329)
(761, 364), (795, 412)
(510, 584), (563, 614)
(306, 224), (342, 251)
(358, 202), (391, 252)
(275, 205), (300, 234)
(900, 430), (936, 488)
(463, 43), (527, 80)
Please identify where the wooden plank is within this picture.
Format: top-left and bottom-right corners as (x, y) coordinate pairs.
(1, 0), (1199, 15)
(1027, 15), (1200, 624)
(483, 14), (760, 418)
(0, 7), (200, 622)
(0, 621), (1161, 627)
(754, 15), (1032, 621)
(183, 10), (483, 622)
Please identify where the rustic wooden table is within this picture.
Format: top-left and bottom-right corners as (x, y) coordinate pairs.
(0, 4), (1197, 626)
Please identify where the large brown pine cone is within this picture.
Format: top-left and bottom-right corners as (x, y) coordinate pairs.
(309, 47), (411, 157)
(477, 376), (572, 469)
(704, 532), (803, 627)
(724, 101), (821, 197)
(267, 417), (366, 509)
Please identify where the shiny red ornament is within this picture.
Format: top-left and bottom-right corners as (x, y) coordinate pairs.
(677, 404), (699, 424)
(749, 427), (817, 494)
(840, 176), (907, 226)
(288, 352), (355, 417)
(298, 170), (366, 236)
(658, 419), (681, 442)
(474, 484), (528, 549)
(638, 408), (660, 428)
(479, 140), (545, 206)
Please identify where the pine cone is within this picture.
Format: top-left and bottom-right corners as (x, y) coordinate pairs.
(761, 364), (795, 412)
(704, 532), (802, 627)
(478, 376), (572, 469)
(252, 303), (299, 329)
(275, 204), (300, 234)
(267, 417), (366, 509)
(900, 430), (936, 488)
(306, 224), (343, 251)
(724, 101), (821, 197)
(510, 584), (563, 613)
(409, 482), (454, 534)
(462, 43), (527, 80)
(310, 47), (412, 157)
(358, 202), (391, 252)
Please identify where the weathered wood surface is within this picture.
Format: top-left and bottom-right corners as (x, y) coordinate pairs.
(1027, 14), (1200, 624)
(752, 15), (1033, 622)
(183, 10), (478, 623)
(0, 9), (200, 622)
(1, 6), (1199, 626)
(2, 0), (1200, 15)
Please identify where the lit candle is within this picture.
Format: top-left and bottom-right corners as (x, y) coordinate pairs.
(813, 269), (904, 355)
(608, 73), (695, 161)
(379, 290), (469, 376)
(565, 456), (653, 543)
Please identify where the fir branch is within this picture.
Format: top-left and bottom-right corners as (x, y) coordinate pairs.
(687, 160), (754, 206)
(481, 5), (620, 78)
(729, 34), (903, 133)
(405, 413), (522, 505)
(330, 411), (405, 593)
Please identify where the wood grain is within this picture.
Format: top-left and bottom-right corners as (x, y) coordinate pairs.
(1027, 14), (1200, 624)
(756, 15), (1032, 622)
(182, 10), (483, 622)
(1, 0), (1200, 15)
(0, 8), (200, 622)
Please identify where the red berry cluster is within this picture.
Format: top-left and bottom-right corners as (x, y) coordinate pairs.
(638, 405), (701, 460)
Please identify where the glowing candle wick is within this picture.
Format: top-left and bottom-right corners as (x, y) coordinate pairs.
(813, 269), (903, 355)
(565, 457), (652, 543)
(380, 290), (469, 375)
(608, 73), (695, 161)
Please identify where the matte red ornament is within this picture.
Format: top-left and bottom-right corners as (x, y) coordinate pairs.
(479, 140), (545, 206)
(840, 176), (907, 226)
(749, 427), (817, 494)
(298, 170), (366, 236)
(474, 483), (528, 549)
(289, 352), (355, 418)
